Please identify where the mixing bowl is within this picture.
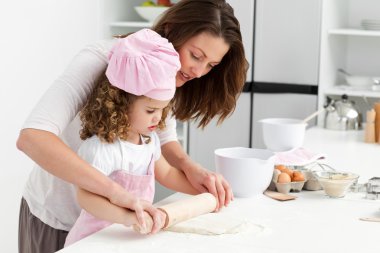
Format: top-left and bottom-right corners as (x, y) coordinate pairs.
(215, 147), (275, 197)
(313, 171), (359, 198)
(259, 118), (307, 152)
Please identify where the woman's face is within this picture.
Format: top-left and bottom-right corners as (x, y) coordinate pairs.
(176, 32), (230, 87)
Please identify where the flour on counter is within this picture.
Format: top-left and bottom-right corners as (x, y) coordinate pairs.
(164, 212), (265, 235)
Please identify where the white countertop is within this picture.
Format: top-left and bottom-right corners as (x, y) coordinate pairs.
(303, 127), (379, 183)
(59, 127), (380, 253)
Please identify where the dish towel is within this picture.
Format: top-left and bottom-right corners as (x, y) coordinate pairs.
(274, 147), (326, 166)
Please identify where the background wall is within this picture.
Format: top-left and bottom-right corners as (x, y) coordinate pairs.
(0, 0), (101, 251)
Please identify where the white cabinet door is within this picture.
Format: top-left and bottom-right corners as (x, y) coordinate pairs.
(254, 0), (322, 85)
(188, 93), (251, 171)
(227, 0), (255, 82)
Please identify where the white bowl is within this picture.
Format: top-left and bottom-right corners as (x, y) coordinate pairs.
(345, 75), (374, 88)
(259, 118), (307, 152)
(215, 147), (275, 197)
(134, 6), (169, 22)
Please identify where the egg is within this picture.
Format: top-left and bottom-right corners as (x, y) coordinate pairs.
(275, 164), (287, 172)
(292, 171), (305, 182)
(275, 165), (294, 179)
(277, 172), (291, 183)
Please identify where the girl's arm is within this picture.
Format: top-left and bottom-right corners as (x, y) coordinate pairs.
(154, 154), (199, 195)
(16, 129), (160, 230)
(77, 187), (139, 226)
(161, 141), (233, 210)
(76, 187), (166, 234)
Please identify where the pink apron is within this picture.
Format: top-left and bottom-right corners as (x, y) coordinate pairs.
(64, 143), (155, 247)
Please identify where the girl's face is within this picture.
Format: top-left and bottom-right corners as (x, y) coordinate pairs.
(128, 97), (170, 144)
(176, 32), (230, 87)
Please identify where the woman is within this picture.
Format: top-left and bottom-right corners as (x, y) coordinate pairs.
(17, 0), (248, 252)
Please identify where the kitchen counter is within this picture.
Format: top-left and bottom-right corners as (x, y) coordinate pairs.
(59, 127), (380, 253)
(303, 127), (379, 183)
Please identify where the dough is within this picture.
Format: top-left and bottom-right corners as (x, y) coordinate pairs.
(164, 212), (264, 235)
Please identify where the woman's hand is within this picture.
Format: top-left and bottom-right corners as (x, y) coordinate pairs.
(182, 162), (233, 211)
(161, 141), (233, 211)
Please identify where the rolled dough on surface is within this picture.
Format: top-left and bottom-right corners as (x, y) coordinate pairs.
(164, 212), (265, 235)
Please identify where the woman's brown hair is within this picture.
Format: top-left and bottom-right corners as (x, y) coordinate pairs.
(153, 0), (248, 128)
(80, 74), (170, 143)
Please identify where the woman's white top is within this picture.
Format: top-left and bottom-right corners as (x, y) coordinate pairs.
(21, 39), (178, 231)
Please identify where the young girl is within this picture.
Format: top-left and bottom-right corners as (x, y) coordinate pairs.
(64, 29), (199, 246)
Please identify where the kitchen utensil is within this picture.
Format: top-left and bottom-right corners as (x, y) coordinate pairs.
(359, 217), (380, 222)
(264, 190), (297, 201)
(214, 147), (275, 197)
(366, 177), (380, 200)
(158, 193), (217, 229)
(259, 118), (307, 152)
(324, 94), (362, 130)
(302, 107), (325, 124)
(337, 68), (351, 76)
(132, 193), (217, 233)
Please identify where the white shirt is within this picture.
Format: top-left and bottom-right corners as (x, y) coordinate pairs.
(79, 134), (161, 177)
(22, 40), (178, 231)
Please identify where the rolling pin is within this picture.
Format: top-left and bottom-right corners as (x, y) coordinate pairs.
(158, 193), (217, 229)
(133, 193), (217, 233)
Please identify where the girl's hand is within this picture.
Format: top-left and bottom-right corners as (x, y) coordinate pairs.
(109, 186), (162, 233)
(131, 208), (167, 234)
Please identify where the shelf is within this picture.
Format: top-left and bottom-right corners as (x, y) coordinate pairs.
(323, 87), (380, 98)
(328, 28), (380, 37)
(109, 21), (152, 28)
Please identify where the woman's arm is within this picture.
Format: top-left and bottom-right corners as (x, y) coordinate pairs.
(154, 154), (199, 195)
(16, 129), (161, 230)
(161, 141), (233, 210)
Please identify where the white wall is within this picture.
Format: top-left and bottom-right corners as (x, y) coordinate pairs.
(0, 1), (101, 251)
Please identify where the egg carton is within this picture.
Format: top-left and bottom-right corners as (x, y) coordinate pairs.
(275, 181), (305, 194)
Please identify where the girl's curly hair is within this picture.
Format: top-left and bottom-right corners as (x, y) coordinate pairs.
(80, 73), (170, 143)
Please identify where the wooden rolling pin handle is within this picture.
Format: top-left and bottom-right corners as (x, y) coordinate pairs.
(158, 193), (217, 229)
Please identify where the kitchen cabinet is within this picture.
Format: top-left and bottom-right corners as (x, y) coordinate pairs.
(317, 0), (380, 126)
(250, 0), (321, 147)
(254, 0), (322, 85)
(226, 0), (254, 82)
